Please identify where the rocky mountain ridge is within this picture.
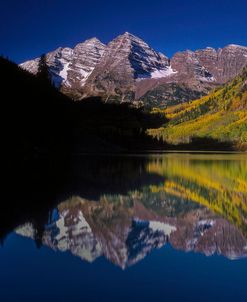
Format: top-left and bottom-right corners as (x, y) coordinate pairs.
(20, 33), (247, 107)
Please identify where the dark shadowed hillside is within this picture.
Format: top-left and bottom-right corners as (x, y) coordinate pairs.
(1, 57), (166, 156)
(1, 56), (72, 157)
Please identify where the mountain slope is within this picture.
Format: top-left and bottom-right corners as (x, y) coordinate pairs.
(20, 38), (106, 94)
(138, 44), (247, 107)
(83, 32), (173, 101)
(149, 67), (247, 149)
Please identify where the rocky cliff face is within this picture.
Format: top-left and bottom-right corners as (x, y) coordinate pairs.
(138, 44), (247, 107)
(83, 32), (172, 102)
(20, 33), (247, 107)
(61, 38), (106, 99)
(20, 38), (106, 94)
(195, 44), (247, 83)
(20, 47), (74, 87)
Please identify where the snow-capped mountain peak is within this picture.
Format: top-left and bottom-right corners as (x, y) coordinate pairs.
(82, 32), (173, 100)
(112, 32), (171, 79)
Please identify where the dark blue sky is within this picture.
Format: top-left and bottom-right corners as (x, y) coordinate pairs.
(1, 0), (247, 63)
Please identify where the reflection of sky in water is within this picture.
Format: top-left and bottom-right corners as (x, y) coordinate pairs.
(0, 154), (247, 302)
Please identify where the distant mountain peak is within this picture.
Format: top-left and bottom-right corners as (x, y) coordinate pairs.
(226, 44), (247, 49)
(83, 37), (105, 45)
(112, 31), (146, 45)
(205, 46), (216, 50)
(122, 31), (137, 37)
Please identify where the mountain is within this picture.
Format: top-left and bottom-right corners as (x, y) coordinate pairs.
(83, 32), (172, 102)
(20, 38), (106, 99)
(138, 44), (247, 107)
(149, 67), (247, 150)
(20, 33), (247, 107)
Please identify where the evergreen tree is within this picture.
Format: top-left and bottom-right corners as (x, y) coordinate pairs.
(37, 54), (50, 82)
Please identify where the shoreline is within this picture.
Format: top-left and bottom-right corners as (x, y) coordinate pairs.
(72, 150), (247, 156)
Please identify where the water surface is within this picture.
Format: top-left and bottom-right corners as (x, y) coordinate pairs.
(1, 154), (247, 301)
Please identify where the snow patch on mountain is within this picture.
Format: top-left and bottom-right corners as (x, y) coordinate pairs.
(199, 74), (216, 82)
(149, 221), (176, 235)
(59, 62), (70, 81)
(151, 66), (177, 79)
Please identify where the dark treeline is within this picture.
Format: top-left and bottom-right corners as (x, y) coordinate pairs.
(1, 56), (167, 157)
(71, 98), (167, 152)
(166, 137), (236, 151)
(1, 56), (72, 158)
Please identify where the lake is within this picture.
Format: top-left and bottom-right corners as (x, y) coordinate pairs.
(1, 153), (247, 302)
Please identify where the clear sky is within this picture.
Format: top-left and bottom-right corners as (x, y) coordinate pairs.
(1, 0), (247, 63)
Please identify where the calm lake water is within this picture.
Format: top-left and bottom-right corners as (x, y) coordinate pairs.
(1, 153), (247, 302)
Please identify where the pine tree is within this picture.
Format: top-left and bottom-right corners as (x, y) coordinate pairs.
(37, 54), (50, 82)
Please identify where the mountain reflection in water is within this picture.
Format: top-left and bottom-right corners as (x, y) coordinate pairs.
(8, 153), (247, 268)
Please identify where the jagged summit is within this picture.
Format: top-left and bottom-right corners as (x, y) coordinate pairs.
(226, 44), (247, 49)
(120, 31), (140, 38)
(81, 31), (173, 101)
(86, 36), (102, 41)
(83, 37), (105, 45)
(121, 31), (135, 36)
(101, 31), (171, 78)
(20, 33), (247, 105)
